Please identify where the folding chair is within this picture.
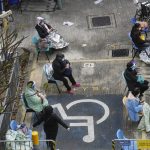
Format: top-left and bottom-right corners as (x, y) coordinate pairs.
(21, 93), (39, 122)
(43, 63), (61, 93)
(10, 120), (18, 131)
(128, 32), (150, 59)
(32, 35), (51, 62)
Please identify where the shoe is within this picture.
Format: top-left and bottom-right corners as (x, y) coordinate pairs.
(65, 90), (74, 94)
(72, 83), (80, 87)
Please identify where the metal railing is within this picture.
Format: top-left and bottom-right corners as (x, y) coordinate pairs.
(0, 53), (20, 139)
(112, 139), (150, 150)
(0, 139), (56, 150)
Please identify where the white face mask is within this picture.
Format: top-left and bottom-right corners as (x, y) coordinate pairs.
(62, 58), (65, 61)
(131, 64), (136, 70)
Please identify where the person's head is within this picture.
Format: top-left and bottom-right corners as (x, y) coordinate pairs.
(43, 105), (53, 116)
(56, 53), (65, 61)
(131, 87), (140, 97)
(37, 16), (45, 25)
(133, 23), (141, 30)
(127, 60), (137, 71)
(27, 81), (36, 89)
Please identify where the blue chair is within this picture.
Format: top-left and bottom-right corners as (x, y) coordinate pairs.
(116, 129), (126, 139)
(130, 17), (137, 24)
(128, 32), (150, 59)
(10, 120), (32, 139)
(116, 129), (137, 150)
(32, 36), (51, 62)
(10, 120), (18, 131)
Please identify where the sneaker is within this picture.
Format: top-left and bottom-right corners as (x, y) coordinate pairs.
(65, 90), (74, 94)
(72, 83), (80, 87)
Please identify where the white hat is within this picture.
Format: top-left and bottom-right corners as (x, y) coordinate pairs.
(37, 17), (45, 25)
(37, 16), (44, 21)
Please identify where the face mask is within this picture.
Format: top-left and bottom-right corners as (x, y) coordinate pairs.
(131, 64), (136, 70)
(32, 82), (36, 89)
(62, 58), (65, 61)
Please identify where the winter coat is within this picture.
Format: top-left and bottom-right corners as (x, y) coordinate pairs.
(124, 68), (141, 91)
(52, 56), (70, 78)
(33, 112), (68, 140)
(35, 23), (52, 38)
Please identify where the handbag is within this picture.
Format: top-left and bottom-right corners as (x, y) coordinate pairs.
(136, 75), (144, 84)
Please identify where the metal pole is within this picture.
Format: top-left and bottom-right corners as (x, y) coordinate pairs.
(112, 140), (115, 150)
(32, 131), (40, 150)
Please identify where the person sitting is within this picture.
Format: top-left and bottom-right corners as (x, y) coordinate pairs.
(35, 17), (69, 49)
(131, 23), (150, 50)
(126, 88), (150, 132)
(35, 17), (53, 39)
(24, 81), (49, 112)
(52, 53), (80, 94)
(33, 105), (70, 150)
(124, 60), (149, 97)
(125, 88), (143, 122)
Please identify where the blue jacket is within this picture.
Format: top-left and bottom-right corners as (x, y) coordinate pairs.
(126, 98), (143, 122)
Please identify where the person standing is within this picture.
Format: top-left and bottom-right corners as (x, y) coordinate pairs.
(52, 53), (80, 94)
(33, 105), (70, 150)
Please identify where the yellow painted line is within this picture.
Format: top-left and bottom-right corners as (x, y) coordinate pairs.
(38, 57), (132, 63)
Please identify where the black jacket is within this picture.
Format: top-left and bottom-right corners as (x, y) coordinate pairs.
(33, 112), (68, 140)
(52, 56), (70, 78)
(124, 68), (141, 91)
(35, 23), (52, 38)
(131, 27), (147, 48)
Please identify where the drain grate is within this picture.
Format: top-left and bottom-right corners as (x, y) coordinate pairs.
(87, 14), (116, 29)
(112, 49), (129, 57)
(92, 16), (111, 27)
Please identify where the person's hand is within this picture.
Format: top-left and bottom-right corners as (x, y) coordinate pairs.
(67, 127), (70, 131)
(65, 64), (70, 68)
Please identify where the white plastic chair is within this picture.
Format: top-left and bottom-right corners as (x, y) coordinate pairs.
(43, 63), (61, 93)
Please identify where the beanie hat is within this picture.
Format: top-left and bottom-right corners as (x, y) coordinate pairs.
(44, 105), (53, 115)
(127, 60), (136, 69)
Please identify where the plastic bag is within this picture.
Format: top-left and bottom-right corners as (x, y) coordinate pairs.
(139, 47), (150, 64)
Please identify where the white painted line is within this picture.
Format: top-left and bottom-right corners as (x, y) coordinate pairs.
(52, 99), (110, 143)
(52, 103), (94, 143)
(83, 63), (95, 68)
(66, 99), (110, 124)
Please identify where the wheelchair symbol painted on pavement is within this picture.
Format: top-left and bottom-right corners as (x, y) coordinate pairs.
(51, 99), (110, 143)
